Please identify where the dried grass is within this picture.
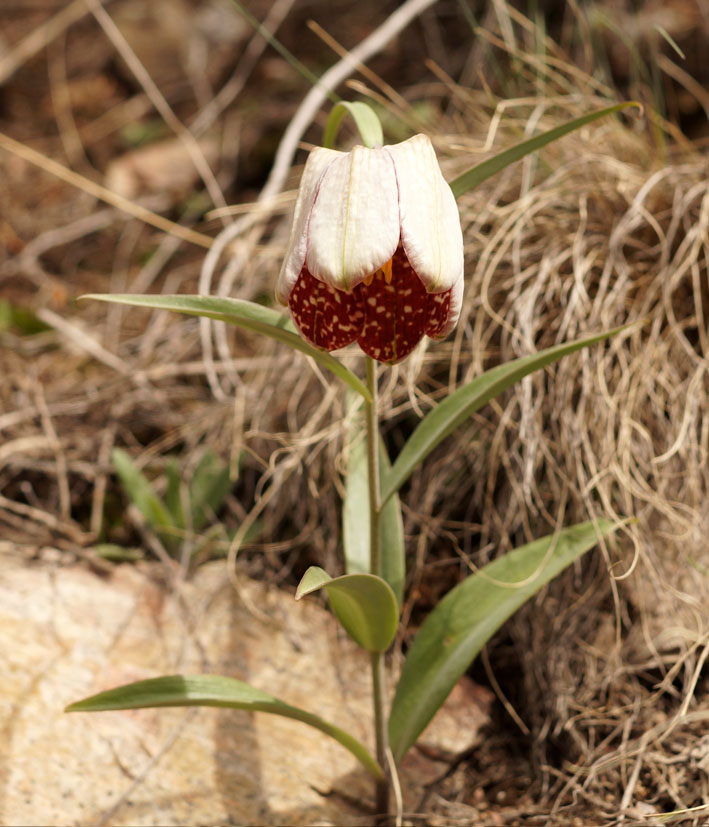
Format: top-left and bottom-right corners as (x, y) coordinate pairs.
(1, 1), (708, 823)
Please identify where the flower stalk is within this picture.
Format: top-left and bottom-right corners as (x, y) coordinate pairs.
(365, 356), (390, 816)
(366, 357), (382, 578)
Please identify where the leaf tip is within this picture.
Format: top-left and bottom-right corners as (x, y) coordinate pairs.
(295, 565), (332, 600)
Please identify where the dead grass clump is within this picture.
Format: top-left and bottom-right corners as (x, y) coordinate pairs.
(373, 99), (709, 821)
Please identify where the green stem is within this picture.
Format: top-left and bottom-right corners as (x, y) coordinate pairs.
(371, 651), (389, 818)
(366, 358), (382, 578)
(365, 356), (390, 817)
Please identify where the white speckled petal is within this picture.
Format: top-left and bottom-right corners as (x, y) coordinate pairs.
(305, 145), (400, 292)
(275, 146), (343, 305)
(428, 268), (463, 340)
(387, 134), (463, 293)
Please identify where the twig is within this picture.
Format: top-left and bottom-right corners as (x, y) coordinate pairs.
(0, 0), (109, 85)
(35, 307), (134, 377)
(85, 0), (229, 218)
(260, 0), (439, 208)
(190, 0), (297, 136)
(0, 131), (214, 249)
(95, 709), (197, 827)
(34, 381), (71, 522)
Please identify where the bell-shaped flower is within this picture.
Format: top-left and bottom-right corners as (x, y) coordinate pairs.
(276, 134), (464, 364)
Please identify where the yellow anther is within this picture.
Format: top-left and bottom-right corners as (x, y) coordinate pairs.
(363, 258), (393, 288)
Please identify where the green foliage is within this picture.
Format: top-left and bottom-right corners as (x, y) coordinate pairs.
(296, 566), (399, 653)
(65, 674), (383, 780)
(120, 119), (168, 147)
(449, 102), (641, 199)
(112, 448), (173, 534)
(388, 519), (622, 762)
(322, 102), (384, 150)
(82, 293), (371, 401)
(74, 101), (639, 815)
(343, 420), (405, 607)
(381, 324), (635, 505)
(0, 299), (51, 335)
(111, 447), (237, 555)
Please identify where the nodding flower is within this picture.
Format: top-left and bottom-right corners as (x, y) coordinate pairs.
(276, 134), (464, 364)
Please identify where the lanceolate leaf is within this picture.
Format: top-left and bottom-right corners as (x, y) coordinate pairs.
(296, 566), (399, 653)
(323, 101), (384, 151)
(81, 294), (371, 401)
(343, 431), (405, 607)
(388, 519), (622, 763)
(188, 449), (231, 531)
(164, 460), (184, 529)
(112, 448), (172, 532)
(381, 324), (632, 506)
(66, 674), (383, 780)
(449, 102), (641, 199)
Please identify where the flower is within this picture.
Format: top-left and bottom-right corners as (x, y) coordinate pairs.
(276, 134), (464, 364)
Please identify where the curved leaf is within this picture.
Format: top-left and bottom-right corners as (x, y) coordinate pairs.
(343, 430), (405, 607)
(449, 102), (641, 198)
(296, 566), (398, 653)
(112, 448), (172, 532)
(81, 293), (371, 401)
(66, 673), (383, 780)
(295, 565), (334, 598)
(381, 324), (633, 505)
(188, 449), (231, 531)
(164, 459), (184, 529)
(323, 101), (384, 150)
(388, 519), (622, 763)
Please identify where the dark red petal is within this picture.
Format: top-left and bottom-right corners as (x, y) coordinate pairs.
(289, 267), (364, 351)
(355, 246), (428, 364)
(424, 288), (454, 339)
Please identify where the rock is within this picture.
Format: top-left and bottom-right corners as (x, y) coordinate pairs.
(0, 558), (492, 825)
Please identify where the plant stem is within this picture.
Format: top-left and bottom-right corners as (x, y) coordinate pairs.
(365, 359), (382, 578)
(371, 651), (389, 817)
(365, 356), (390, 817)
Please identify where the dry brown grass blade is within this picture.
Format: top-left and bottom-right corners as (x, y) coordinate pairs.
(0, 132), (214, 249)
(0, 0), (104, 84)
(84, 0), (229, 219)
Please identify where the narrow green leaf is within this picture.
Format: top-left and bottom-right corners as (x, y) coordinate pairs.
(81, 294), (371, 402)
(296, 566), (399, 653)
(388, 519), (622, 763)
(226, 0), (334, 103)
(112, 448), (172, 532)
(0, 299), (51, 335)
(343, 432), (405, 606)
(164, 460), (184, 530)
(93, 543), (144, 562)
(381, 324), (633, 505)
(323, 101), (384, 150)
(66, 673), (383, 780)
(449, 102), (641, 199)
(188, 450), (231, 531)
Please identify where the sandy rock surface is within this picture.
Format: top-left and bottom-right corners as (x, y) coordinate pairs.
(0, 558), (489, 826)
